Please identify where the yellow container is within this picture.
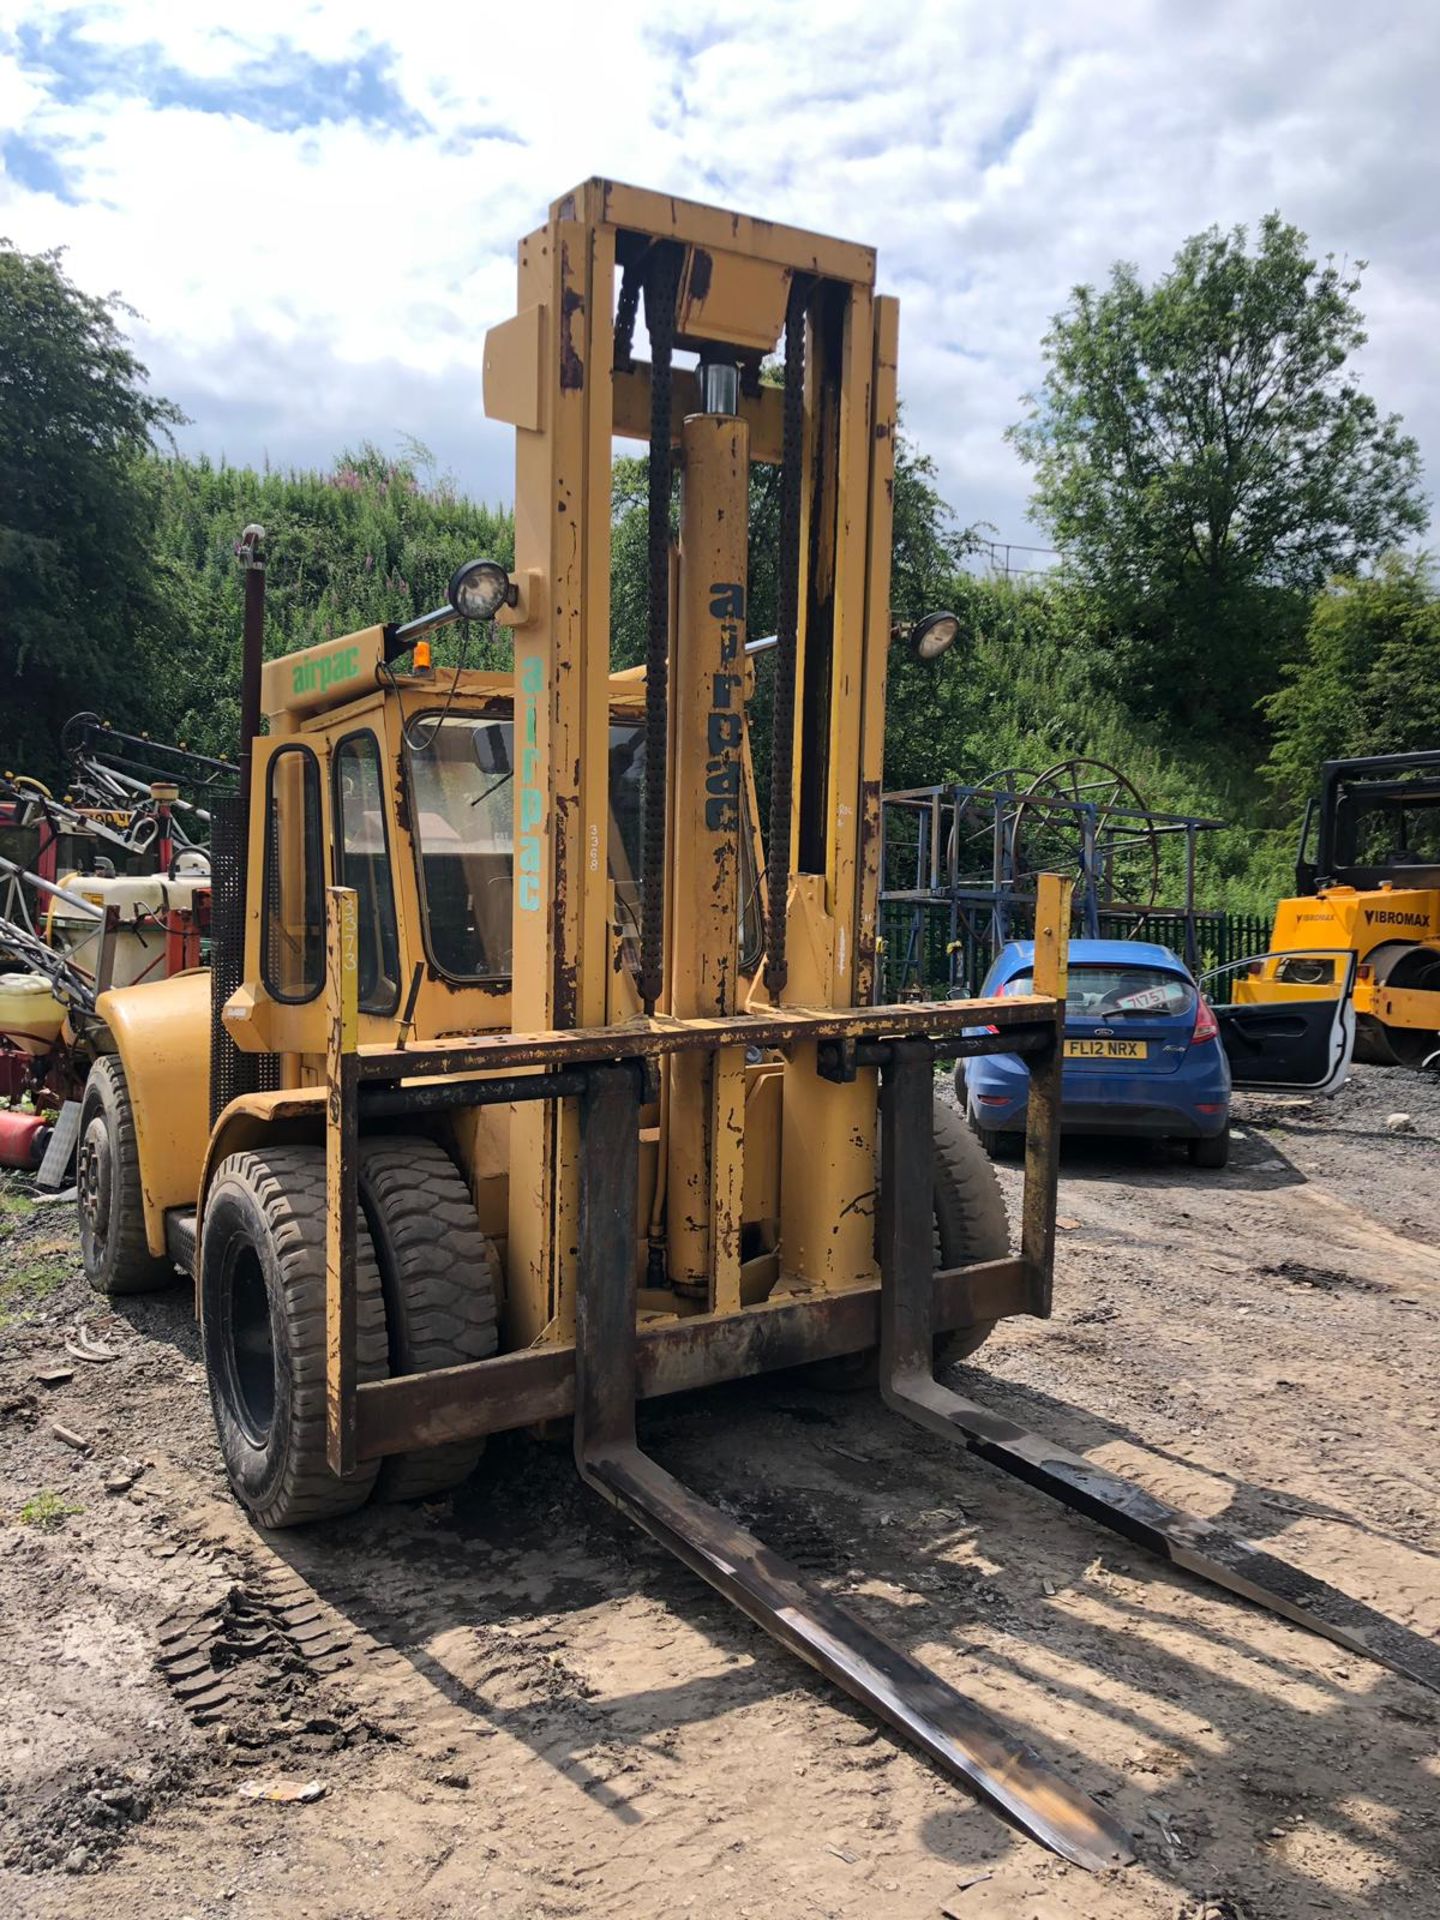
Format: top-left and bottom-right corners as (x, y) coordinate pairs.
(0, 972), (66, 1055)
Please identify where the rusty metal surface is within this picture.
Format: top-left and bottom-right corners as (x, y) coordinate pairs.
(819, 1024), (1054, 1074)
(762, 276), (808, 999)
(324, 887), (360, 1478)
(586, 178), (878, 288)
(1020, 874), (1071, 1316)
(567, 1058), (1131, 1871)
(359, 1069), (589, 1117)
(352, 1257), (1031, 1460)
(639, 246), (680, 1016)
(357, 994), (1059, 1082)
(876, 1049), (1440, 1699)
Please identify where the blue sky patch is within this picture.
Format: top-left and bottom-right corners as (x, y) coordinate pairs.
(17, 13), (427, 137)
(977, 95), (1037, 172)
(0, 130), (79, 201)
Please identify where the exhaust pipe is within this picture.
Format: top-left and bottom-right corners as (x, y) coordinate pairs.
(211, 526), (267, 1126)
(236, 525), (265, 810)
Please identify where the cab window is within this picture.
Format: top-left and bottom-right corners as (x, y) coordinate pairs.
(262, 745), (323, 1003)
(405, 711), (765, 986)
(333, 731), (401, 1014)
(405, 714), (514, 981)
(607, 719), (764, 973)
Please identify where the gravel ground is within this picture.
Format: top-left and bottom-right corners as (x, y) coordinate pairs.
(0, 1063), (1436, 1920)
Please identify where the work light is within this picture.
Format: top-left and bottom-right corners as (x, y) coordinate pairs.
(908, 611), (959, 661)
(449, 558), (515, 622)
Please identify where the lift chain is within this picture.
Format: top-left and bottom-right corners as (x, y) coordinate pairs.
(639, 244), (681, 1015)
(612, 257), (644, 373)
(763, 276), (810, 1000)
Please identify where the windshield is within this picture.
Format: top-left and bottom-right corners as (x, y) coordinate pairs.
(404, 713), (765, 983)
(1003, 962), (1196, 1020)
(1336, 794), (1440, 867)
(406, 714), (516, 979)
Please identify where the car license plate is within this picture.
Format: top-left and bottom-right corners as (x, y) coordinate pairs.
(1063, 1038), (1149, 1060)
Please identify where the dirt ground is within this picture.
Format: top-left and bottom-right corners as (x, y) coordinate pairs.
(1, 1063), (1437, 1920)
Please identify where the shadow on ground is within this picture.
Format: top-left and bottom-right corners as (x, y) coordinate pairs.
(259, 1366), (1439, 1915)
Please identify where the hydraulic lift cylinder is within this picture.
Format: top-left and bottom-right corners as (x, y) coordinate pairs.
(665, 408), (749, 1307)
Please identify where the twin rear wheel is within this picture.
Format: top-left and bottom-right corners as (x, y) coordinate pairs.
(199, 1136), (499, 1529)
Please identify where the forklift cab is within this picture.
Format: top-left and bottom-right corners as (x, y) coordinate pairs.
(250, 684), (768, 1072)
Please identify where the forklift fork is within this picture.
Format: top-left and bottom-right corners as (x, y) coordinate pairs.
(573, 1061), (1134, 1872)
(877, 1040), (1440, 1698)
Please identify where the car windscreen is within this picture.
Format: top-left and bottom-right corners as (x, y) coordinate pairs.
(1003, 962), (1197, 1019)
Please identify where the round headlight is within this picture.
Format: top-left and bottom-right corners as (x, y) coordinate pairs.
(908, 611), (959, 661)
(449, 558), (513, 622)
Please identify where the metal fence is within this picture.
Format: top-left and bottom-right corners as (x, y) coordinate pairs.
(880, 901), (1274, 1005)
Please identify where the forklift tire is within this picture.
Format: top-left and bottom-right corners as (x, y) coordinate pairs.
(78, 1056), (174, 1295)
(201, 1147), (388, 1529)
(932, 1100), (1009, 1367)
(1187, 1124), (1231, 1170)
(805, 1101), (1008, 1388)
(358, 1137), (501, 1504)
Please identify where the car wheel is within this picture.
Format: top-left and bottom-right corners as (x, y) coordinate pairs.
(968, 1104), (1019, 1161)
(1187, 1124), (1231, 1170)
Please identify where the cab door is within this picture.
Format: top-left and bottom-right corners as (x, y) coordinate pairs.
(1199, 949), (1357, 1094)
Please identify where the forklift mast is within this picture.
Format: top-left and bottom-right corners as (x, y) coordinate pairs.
(486, 181), (898, 1343)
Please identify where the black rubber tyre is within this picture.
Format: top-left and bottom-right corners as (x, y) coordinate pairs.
(967, 1104), (1022, 1162)
(932, 1100), (1009, 1367)
(358, 1136), (500, 1503)
(1188, 1124), (1231, 1170)
(77, 1055), (174, 1295)
(201, 1147), (388, 1528)
(806, 1100), (1009, 1388)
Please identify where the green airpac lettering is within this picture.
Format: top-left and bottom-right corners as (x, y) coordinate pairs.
(291, 644), (361, 698)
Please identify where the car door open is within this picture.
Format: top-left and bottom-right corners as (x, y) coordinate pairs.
(1199, 949), (1358, 1094)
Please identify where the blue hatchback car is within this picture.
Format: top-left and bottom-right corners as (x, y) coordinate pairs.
(963, 938), (1233, 1167)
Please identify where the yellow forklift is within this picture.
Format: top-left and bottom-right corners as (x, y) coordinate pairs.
(77, 181), (1437, 1869)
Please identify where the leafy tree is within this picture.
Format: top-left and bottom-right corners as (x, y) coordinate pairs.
(0, 242), (184, 780)
(1009, 216), (1427, 727)
(1263, 555), (1440, 806)
(146, 443), (513, 761)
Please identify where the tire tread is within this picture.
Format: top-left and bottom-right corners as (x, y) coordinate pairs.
(358, 1136), (500, 1503)
(80, 1056), (172, 1294)
(203, 1145), (387, 1528)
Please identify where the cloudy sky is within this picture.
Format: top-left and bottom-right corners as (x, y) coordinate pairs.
(2, 1), (1436, 554)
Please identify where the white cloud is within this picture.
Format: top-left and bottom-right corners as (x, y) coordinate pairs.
(1, 0), (1436, 544)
